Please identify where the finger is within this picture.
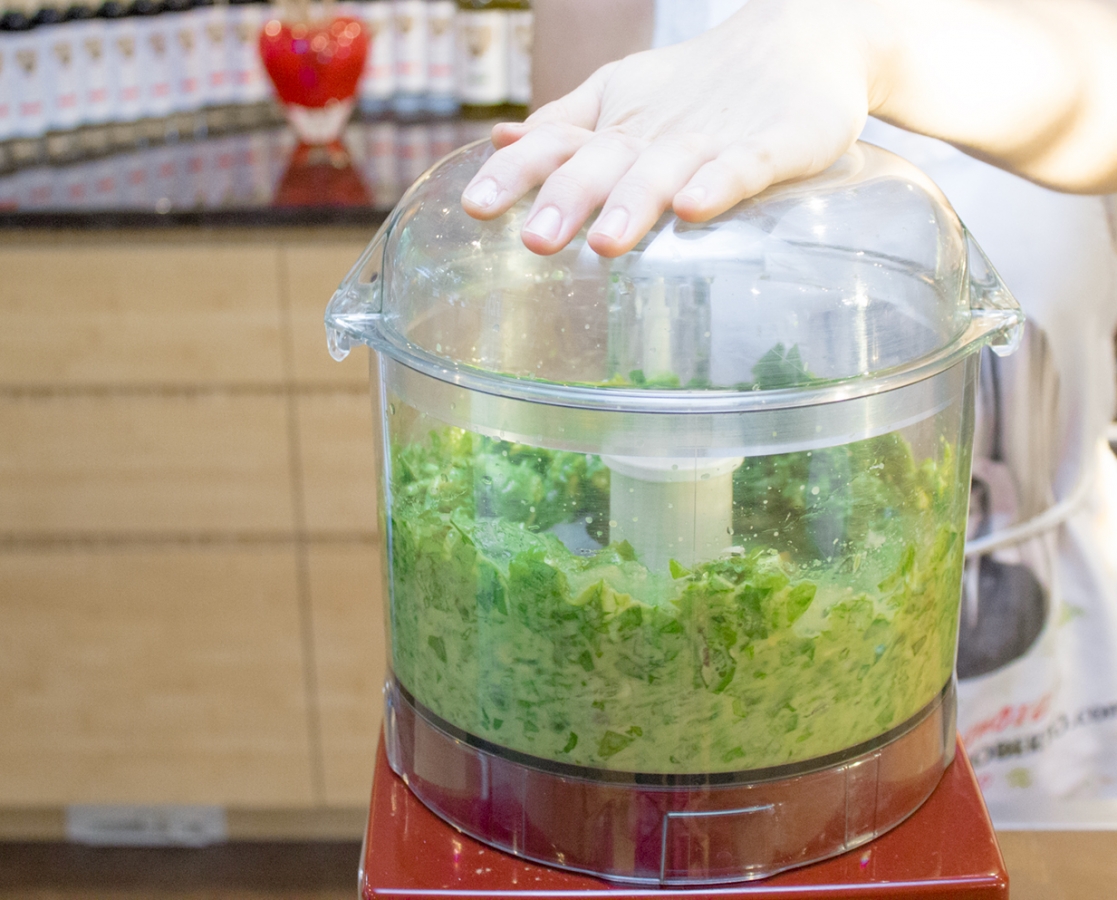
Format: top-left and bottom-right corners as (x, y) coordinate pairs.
(671, 142), (778, 222)
(520, 129), (647, 255)
(491, 121), (531, 149)
(461, 122), (595, 220)
(672, 133), (830, 222)
(490, 62), (616, 149)
(586, 133), (721, 257)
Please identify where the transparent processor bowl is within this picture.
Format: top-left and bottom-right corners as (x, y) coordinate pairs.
(325, 140), (1023, 884)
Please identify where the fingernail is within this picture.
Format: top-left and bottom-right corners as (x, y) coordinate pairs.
(591, 208), (629, 242)
(462, 178), (501, 209)
(523, 206), (563, 242)
(677, 186), (707, 208)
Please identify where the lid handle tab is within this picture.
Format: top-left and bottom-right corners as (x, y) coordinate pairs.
(966, 230), (1025, 357)
(324, 222), (390, 361)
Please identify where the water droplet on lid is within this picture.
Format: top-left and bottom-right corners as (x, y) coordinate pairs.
(585, 516), (593, 524)
(609, 520), (617, 528)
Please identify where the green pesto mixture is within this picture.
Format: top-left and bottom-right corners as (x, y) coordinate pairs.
(387, 426), (966, 774)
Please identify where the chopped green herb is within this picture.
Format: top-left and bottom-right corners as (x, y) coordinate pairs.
(388, 421), (967, 773)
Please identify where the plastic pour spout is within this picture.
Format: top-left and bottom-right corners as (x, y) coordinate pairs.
(603, 455), (744, 573)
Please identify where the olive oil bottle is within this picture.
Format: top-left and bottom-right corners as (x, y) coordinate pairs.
(505, 0), (530, 117)
(454, 0), (510, 118)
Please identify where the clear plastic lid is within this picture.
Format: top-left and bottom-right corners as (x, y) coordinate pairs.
(326, 140), (1023, 412)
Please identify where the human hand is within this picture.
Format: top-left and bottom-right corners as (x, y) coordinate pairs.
(460, 0), (891, 257)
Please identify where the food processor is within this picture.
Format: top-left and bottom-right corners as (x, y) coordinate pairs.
(325, 140), (1023, 886)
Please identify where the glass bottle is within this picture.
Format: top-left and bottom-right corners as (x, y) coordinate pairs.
(454, 0), (509, 118)
(226, 0), (267, 116)
(356, 0), (394, 115)
(65, 0), (108, 129)
(201, 0), (232, 116)
(165, 0), (205, 134)
(0, 7), (16, 147)
(505, 0), (529, 116)
(425, 0), (455, 115)
(102, 0), (142, 133)
(2, 0), (49, 165)
(392, 0), (428, 116)
(132, 0), (174, 130)
(34, 0), (81, 142)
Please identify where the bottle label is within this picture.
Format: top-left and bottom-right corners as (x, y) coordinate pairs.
(507, 8), (531, 105)
(204, 4), (232, 105)
(393, 0), (427, 95)
(42, 21), (82, 131)
(10, 31), (47, 137)
(228, 3), (267, 104)
(426, 0), (455, 96)
(111, 18), (143, 121)
(76, 19), (112, 125)
(139, 15), (175, 118)
(456, 8), (508, 106)
(0, 46), (12, 142)
(171, 8), (206, 113)
(359, 1), (395, 102)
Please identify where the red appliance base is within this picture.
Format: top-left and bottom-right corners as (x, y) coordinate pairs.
(361, 733), (1008, 898)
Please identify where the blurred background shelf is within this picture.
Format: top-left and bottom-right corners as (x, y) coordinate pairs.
(0, 112), (499, 228)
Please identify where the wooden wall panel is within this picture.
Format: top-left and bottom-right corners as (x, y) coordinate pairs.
(0, 394), (295, 536)
(0, 243), (285, 387)
(0, 228), (381, 819)
(0, 547), (314, 806)
(295, 393), (379, 537)
(307, 545), (386, 807)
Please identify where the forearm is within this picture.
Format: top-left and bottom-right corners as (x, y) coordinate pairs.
(865, 0), (1117, 192)
(464, 0), (1117, 254)
(532, 0), (655, 107)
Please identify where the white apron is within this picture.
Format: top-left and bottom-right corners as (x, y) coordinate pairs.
(655, 0), (1117, 826)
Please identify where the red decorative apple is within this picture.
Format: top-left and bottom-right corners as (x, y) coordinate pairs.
(259, 14), (369, 145)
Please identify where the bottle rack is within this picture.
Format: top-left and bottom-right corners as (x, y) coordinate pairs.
(0, 0), (532, 173)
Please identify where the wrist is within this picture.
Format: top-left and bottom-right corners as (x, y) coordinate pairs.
(849, 0), (906, 117)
